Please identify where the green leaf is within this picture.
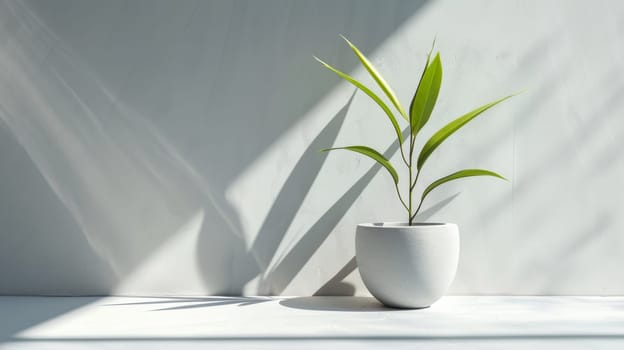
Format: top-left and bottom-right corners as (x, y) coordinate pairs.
(341, 35), (409, 121)
(409, 39), (435, 130)
(321, 146), (399, 184)
(417, 94), (515, 170)
(409, 53), (442, 135)
(422, 169), (506, 201)
(315, 57), (403, 144)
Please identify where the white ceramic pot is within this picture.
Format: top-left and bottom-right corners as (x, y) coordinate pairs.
(356, 222), (459, 309)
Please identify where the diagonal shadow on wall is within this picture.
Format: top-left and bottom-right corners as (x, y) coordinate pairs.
(250, 92), (355, 272)
(201, 92), (356, 294)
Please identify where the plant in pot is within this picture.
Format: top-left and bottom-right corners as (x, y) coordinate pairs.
(315, 37), (515, 309)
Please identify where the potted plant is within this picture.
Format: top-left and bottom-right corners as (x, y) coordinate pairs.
(316, 37), (515, 308)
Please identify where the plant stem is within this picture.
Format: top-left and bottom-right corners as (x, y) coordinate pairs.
(409, 168), (421, 224)
(411, 197), (424, 222)
(394, 183), (409, 212)
(407, 131), (415, 225)
(411, 169), (420, 191)
(399, 144), (409, 168)
(408, 163), (413, 224)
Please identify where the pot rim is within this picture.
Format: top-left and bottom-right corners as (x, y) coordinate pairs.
(358, 222), (456, 228)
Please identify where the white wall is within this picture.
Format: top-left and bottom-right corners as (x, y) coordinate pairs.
(0, 0), (622, 296)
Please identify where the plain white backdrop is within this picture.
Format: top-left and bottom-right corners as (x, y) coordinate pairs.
(0, 0), (622, 296)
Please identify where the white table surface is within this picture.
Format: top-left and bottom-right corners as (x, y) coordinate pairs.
(1, 296), (623, 349)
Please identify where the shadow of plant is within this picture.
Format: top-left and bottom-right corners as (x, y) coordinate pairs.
(105, 296), (274, 311)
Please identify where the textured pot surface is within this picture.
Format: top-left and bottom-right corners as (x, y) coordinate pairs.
(356, 222), (459, 309)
